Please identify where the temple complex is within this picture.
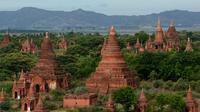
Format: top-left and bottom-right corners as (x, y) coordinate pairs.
(185, 38), (193, 52)
(59, 37), (68, 49)
(0, 32), (11, 48)
(185, 86), (198, 112)
(21, 38), (37, 54)
(134, 17), (181, 53)
(0, 88), (5, 103)
(136, 89), (148, 112)
(86, 26), (137, 94)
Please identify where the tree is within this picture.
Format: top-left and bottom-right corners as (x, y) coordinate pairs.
(112, 87), (137, 112)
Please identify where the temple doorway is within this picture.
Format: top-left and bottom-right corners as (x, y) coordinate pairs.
(14, 92), (17, 99)
(24, 103), (28, 111)
(45, 83), (49, 92)
(35, 84), (40, 93)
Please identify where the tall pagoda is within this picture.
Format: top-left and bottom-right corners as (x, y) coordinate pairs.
(86, 26), (137, 94)
(0, 32), (11, 48)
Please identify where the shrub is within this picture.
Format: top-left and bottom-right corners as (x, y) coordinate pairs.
(173, 78), (189, 91)
(153, 80), (164, 88)
(0, 101), (11, 111)
(164, 80), (174, 90)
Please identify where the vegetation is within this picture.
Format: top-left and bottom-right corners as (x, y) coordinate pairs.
(0, 31), (200, 111)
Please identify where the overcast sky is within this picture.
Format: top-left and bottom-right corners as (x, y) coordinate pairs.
(0, 0), (200, 15)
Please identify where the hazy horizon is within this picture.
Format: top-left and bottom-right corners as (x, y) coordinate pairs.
(1, 0), (200, 15)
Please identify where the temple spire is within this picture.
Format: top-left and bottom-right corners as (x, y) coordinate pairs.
(45, 32), (49, 38)
(0, 88), (5, 103)
(185, 37), (193, 52)
(170, 20), (174, 27)
(186, 85), (193, 101)
(138, 89), (147, 112)
(109, 26), (116, 36)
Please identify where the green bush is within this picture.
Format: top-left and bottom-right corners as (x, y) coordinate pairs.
(50, 89), (65, 101)
(0, 101), (11, 111)
(153, 80), (164, 88)
(173, 78), (189, 91)
(164, 80), (174, 90)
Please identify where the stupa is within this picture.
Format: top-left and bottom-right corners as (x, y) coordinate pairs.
(86, 26), (137, 94)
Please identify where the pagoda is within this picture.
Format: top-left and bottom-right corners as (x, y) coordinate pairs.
(86, 26), (137, 94)
(29, 32), (70, 93)
(185, 38), (193, 52)
(59, 36), (68, 49)
(0, 32), (11, 48)
(104, 95), (115, 112)
(165, 21), (180, 51)
(21, 83), (38, 112)
(185, 86), (198, 112)
(21, 38), (37, 53)
(34, 95), (48, 112)
(0, 88), (5, 103)
(12, 69), (31, 99)
(137, 89), (148, 112)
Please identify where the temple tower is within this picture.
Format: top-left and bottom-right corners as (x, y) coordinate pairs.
(59, 36), (68, 49)
(154, 16), (164, 50)
(21, 38), (37, 53)
(185, 38), (193, 52)
(185, 86), (198, 112)
(86, 26), (137, 94)
(29, 32), (70, 93)
(34, 95), (48, 112)
(137, 89), (147, 112)
(0, 32), (11, 48)
(104, 95), (115, 112)
(0, 88), (5, 103)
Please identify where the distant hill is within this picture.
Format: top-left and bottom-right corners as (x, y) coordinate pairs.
(0, 7), (200, 30)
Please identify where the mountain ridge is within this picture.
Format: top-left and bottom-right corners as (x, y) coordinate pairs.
(0, 7), (200, 30)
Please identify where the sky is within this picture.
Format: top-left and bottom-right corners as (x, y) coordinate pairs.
(0, 0), (200, 15)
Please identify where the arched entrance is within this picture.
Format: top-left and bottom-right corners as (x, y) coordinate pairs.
(24, 103), (28, 111)
(45, 83), (49, 92)
(35, 84), (40, 93)
(14, 92), (17, 99)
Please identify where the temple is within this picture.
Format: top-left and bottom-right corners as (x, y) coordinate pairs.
(59, 37), (68, 49)
(86, 26), (137, 94)
(13, 32), (70, 111)
(185, 86), (198, 112)
(135, 17), (181, 53)
(12, 69), (31, 99)
(185, 38), (193, 52)
(0, 88), (5, 103)
(33, 95), (48, 112)
(0, 32), (11, 48)
(21, 38), (37, 54)
(29, 32), (70, 93)
(136, 89), (148, 112)
(104, 95), (115, 112)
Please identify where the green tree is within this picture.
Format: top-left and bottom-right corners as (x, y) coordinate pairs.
(112, 87), (137, 112)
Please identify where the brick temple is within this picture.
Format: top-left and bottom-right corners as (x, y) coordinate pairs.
(86, 26), (137, 94)
(0, 32), (11, 48)
(185, 86), (198, 112)
(21, 38), (37, 54)
(59, 37), (68, 49)
(185, 37), (193, 52)
(134, 17), (181, 53)
(13, 32), (70, 111)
